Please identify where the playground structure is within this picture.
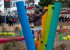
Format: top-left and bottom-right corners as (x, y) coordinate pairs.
(16, 1), (62, 50)
(0, 32), (15, 36)
(0, 37), (25, 44)
(0, 1), (62, 50)
(37, 7), (48, 50)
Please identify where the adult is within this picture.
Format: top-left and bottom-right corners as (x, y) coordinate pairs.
(8, 15), (13, 26)
(1, 15), (4, 26)
(60, 14), (64, 23)
(0, 14), (2, 25)
(6, 15), (9, 24)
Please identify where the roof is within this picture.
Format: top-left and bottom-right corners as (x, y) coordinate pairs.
(61, 10), (70, 14)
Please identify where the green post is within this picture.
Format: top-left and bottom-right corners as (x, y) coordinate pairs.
(60, 34), (63, 41)
(19, 30), (23, 36)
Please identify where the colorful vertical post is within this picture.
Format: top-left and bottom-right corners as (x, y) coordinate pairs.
(60, 34), (63, 41)
(41, 5), (54, 50)
(19, 30), (23, 36)
(46, 3), (62, 50)
(37, 7), (48, 50)
(16, 1), (36, 50)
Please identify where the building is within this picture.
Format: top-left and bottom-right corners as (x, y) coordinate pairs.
(53, 0), (70, 10)
(0, 0), (4, 15)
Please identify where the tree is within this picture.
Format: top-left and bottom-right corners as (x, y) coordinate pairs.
(38, 0), (52, 7)
(68, 0), (70, 7)
(68, 3), (70, 7)
(39, 0), (70, 8)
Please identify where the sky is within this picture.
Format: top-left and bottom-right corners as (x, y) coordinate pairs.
(35, 0), (40, 5)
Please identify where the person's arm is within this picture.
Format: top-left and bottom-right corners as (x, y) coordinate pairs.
(29, 15), (34, 23)
(41, 9), (48, 16)
(34, 9), (48, 17)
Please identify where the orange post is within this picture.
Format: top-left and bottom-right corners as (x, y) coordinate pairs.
(37, 7), (48, 50)
(63, 28), (66, 32)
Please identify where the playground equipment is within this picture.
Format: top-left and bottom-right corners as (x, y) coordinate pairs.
(37, 7), (48, 50)
(63, 28), (66, 32)
(63, 35), (70, 40)
(16, 1), (36, 50)
(16, 1), (62, 50)
(0, 1), (62, 50)
(0, 32), (15, 36)
(0, 37), (38, 47)
(60, 34), (70, 40)
(41, 5), (54, 50)
(46, 3), (62, 50)
(19, 30), (23, 36)
(0, 37), (25, 44)
(41, 7), (48, 38)
(60, 34), (63, 41)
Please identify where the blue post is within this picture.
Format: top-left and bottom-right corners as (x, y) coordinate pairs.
(16, 1), (36, 50)
(46, 3), (62, 50)
(32, 30), (34, 34)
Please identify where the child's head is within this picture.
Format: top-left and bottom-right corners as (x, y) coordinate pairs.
(34, 9), (39, 14)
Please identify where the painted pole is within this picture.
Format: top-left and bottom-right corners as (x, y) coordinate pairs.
(37, 7), (48, 50)
(46, 3), (62, 50)
(60, 34), (63, 41)
(16, 1), (36, 50)
(41, 5), (54, 50)
(19, 30), (23, 36)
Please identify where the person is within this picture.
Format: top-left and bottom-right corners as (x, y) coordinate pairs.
(6, 15), (9, 24)
(0, 15), (2, 25)
(67, 17), (69, 22)
(31, 9), (47, 42)
(8, 15), (13, 26)
(59, 16), (61, 22)
(1, 15), (4, 26)
(13, 17), (17, 24)
(65, 17), (67, 22)
(69, 17), (70, 22)
(28, 14), (32, 20)
(60, 14), (64, 23)
(28, 14), (33, 27)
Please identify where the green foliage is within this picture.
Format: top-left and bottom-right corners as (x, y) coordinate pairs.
(39, 0), (70, 7)
(68, 3), (70, 7)
(38, 0), (52, 7)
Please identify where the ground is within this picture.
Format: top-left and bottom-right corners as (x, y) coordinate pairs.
(0, 23), (70, 50)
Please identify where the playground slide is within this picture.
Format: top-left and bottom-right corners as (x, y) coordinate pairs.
(37, 7), (48, 50)
(46, 3), (62, 50)
(41, 5), (54, 50)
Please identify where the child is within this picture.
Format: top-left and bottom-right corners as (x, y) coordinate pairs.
(31, 9), (47, 42)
